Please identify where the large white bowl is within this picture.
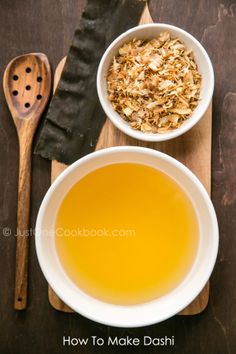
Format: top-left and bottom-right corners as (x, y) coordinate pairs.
(35, 146), (218, 327)
(97, 24), (214, 142)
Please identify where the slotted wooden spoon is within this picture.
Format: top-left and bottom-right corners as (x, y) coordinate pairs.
(3, 53), (51, 309)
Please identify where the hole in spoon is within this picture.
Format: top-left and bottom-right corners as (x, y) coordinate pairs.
(12, 90), (18, 96)
(37, 76), (42, 82)
(17, 297), (22, 302)
(26, 67), (31, 73)
(25, 102), (30, 108)
(26, 85), (31, 91)
(37, 94), (42, 100)
(13, 75), (18, 81)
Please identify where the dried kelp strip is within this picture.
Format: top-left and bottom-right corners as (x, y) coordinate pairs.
(35, 0), (148, 164)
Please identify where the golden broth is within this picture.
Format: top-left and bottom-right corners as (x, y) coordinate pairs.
(55, 163), (199, 305)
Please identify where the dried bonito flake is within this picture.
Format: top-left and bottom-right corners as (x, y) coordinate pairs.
(107, 32), (201, 133)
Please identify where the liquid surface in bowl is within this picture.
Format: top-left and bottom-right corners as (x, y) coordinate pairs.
(55, 163), (199, 305)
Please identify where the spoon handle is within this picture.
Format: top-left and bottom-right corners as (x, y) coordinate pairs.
(14, 135), (32, 310)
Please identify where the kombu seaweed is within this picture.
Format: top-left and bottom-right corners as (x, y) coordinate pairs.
(35, 0), (148, 164)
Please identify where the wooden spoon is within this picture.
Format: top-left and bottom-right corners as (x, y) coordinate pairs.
(3, 53), (51, 309)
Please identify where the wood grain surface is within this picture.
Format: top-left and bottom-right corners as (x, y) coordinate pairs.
(49, 3), (210, 316)
(3, 53), (51, 309)
(0, 1), (235, 354)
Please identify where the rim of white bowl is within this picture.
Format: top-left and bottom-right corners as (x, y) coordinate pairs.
(35, 146), (219, 327)
(97, 23), (214, 142)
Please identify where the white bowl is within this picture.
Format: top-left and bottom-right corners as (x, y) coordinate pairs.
(97, 24), (214, 142)
(35, 146), (218, 327)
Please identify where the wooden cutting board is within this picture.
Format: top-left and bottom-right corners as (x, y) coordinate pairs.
(48, 4), (211, 316)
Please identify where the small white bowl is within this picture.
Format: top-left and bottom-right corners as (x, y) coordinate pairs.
(97, 24), (214, 142)
(35, 146), (218, 328)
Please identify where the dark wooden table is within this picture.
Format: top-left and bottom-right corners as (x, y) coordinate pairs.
(0, 1), (235, 353)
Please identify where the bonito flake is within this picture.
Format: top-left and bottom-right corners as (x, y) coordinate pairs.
(107, 32), (201, 133)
